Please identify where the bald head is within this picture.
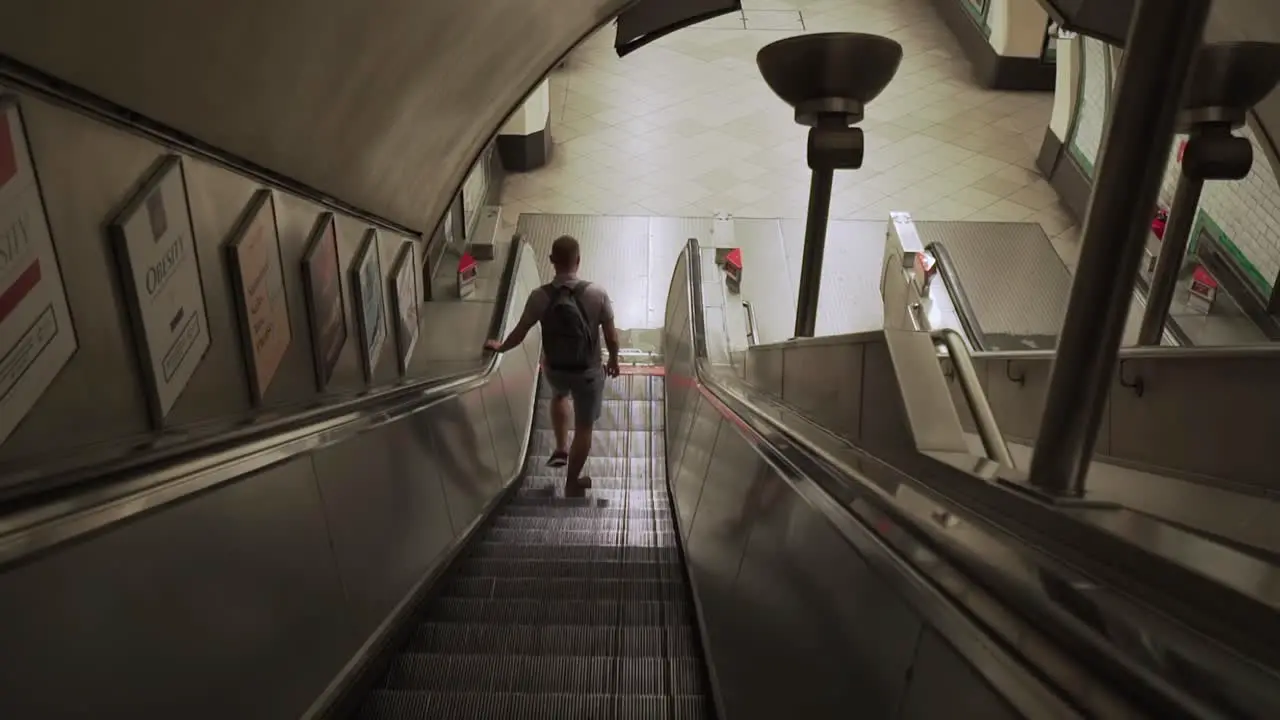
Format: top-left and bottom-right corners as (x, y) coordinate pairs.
(550, 235), (581, 273)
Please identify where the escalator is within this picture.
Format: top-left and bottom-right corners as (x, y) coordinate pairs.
(355, 372), (715, 719)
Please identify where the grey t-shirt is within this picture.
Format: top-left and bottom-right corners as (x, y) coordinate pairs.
(521, 274), (614, 362)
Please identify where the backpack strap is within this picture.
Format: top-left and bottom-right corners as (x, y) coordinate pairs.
(566, 282), (591, 321)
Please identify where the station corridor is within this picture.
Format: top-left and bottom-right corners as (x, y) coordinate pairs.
(500, 0), (1080, 267)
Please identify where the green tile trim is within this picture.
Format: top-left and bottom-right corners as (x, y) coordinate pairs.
(1067, 141), (1094, 178)
(1194, 210), (1274, 294)
(960, 0), (991, 35)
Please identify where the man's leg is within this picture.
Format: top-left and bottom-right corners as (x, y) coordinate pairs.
(544, 373), (571, 467)
(566, 372), (604, 490)
(549, 393), (570, 467)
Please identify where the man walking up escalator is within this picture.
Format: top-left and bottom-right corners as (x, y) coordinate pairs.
(484, 235), (621, 495)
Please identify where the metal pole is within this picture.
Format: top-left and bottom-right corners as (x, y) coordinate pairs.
(795, 166), (834, 338)
(1136, 169), (1204, 345)
(1028, 0), (1210, 497)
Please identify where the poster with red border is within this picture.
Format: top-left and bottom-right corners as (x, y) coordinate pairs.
(0, 96), (77, 445)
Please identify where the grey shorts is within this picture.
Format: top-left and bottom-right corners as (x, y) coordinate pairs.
(544, 368), (605, 427)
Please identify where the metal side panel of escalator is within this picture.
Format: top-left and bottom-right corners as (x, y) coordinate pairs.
(354, 371), (716, 719)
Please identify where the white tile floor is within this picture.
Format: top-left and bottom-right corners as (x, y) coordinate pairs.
(499, 0), (1083, 265)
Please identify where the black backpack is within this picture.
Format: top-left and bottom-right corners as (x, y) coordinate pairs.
(540, 282), (595, 372)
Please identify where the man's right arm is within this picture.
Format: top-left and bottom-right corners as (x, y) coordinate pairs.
(486, 289), (543, 353)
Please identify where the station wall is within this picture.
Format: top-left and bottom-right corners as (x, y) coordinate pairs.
(1056, 35), (1280, 298)
(0, 85), (437, 469)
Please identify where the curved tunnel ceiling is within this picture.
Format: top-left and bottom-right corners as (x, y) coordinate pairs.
(0, 0), (737, 235)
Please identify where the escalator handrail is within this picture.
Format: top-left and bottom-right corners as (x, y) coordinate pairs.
(926, 241), (988, 351)
(677, 239), (1280, 718)
(0, 236), (533, 568)
(931, 328), (1015, 467)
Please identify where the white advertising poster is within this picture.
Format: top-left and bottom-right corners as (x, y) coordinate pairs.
(350, 230), (386, 382)
(111, 156), (211, 425)
(227, 190), (291, 404)
(390, 243), (419, 375)
(0, 96), (77, 444)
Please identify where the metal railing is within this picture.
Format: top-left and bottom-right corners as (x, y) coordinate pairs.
(742, 301), (758, 346)
(931, 329), (1015, 467)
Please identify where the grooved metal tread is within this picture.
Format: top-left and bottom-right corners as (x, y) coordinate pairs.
(356, 374), (714, 719)
(919, 221), (1070, 351)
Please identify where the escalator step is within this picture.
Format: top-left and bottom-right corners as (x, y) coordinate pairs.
(467, 543), (682, 564)
(359, 690), (706, 720)
(357, 386), (712, 717)
(455, 558), (683, 581)
(511, 488), (672, 505)
(489, 515), (628, 531)
(498, 506), (665, 520)
(383, 653), (614, 693)
(478, 528), (678, 548)
(424, 597), (693, 626)
(408, 622), (702, 657)
(440, 577), (689, 602)
(381, 653), (705, 697)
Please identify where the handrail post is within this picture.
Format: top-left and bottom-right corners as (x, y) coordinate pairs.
(1029, 0), (1211, 498)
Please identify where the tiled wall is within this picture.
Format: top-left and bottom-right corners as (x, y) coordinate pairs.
(1069, 38), (1280, 295)
(1067, 37), (1109, 175)
(1154, 126), (1280, 293)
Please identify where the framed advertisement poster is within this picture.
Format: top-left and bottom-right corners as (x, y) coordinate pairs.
(226, 189), (292, 405)
(0, 95), (78, 444)
(110, 155), (211, 427)
(350, 229), (386, 382)
(301, 212), (348, 391)
(390, 243), (419, 375)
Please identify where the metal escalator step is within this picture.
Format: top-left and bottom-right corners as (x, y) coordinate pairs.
(410, 623), (615, 656)
(467, 543), (682, 564)
(467, 544), (623, 562)
(482, 528), (623, 546)
(442, 577), (622, 601)
(455, 558), (680, 581)
(426, 598), (621, 625)
(497, 506), (665, 520)
(441, 577), (689, 603)
(383, 653), (613, 694)
(425, 691), (614, 719)
(424, 597), (693, 627)
(359, 690), (711, 720)
(512, 488), (672, 506)
(489, 515), (628, 532)
(482, 515), (675, 535)
(617, 657), (667, 695)
(382, 653), (704, 698)
(361, 690), (711, 720)
(356, 689), (434, 719)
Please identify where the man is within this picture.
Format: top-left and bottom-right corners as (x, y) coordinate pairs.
(485, 235), (621, 493)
